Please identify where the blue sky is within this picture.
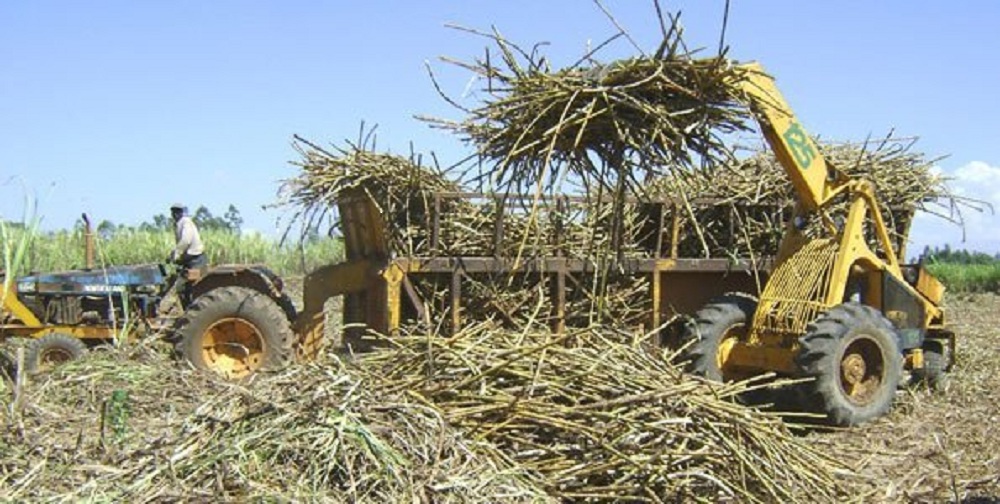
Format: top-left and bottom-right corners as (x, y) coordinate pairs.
(2, 1), (999, 257)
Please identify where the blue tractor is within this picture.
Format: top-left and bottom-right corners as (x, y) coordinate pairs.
(1, 218), (297, 379)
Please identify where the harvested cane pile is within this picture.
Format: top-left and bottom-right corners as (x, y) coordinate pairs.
(648, 135), (970, 259)
(361, 324), (849, 502)
(430, 27), (751, 199)
(278, 136), (658, 332)
(0, 334), (849, 503)
(278, 134), (463, 256)
(7, 298), (1000, 502)
(279, 136), (655, 260)
(0, 346), (547, 502)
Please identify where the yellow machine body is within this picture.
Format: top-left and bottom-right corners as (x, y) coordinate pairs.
(713, 63), (950, 379)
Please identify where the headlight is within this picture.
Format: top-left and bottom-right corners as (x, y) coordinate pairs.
(17, 282), (35, 293)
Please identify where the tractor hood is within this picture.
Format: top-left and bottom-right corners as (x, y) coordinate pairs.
(16, 264), (167, 295)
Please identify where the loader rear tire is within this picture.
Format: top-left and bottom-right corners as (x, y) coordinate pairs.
(173, 286), (294, 379)
(26, 333), (88, 373)
(796, 303), (902, 426)
(676, 294), (757, 382)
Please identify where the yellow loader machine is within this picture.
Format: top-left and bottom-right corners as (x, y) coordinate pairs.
(677, 63), (951, 426)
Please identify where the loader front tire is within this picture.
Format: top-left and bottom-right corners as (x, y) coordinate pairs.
(676, 294), (757, 382)
(796, 303), (902, 426)
(173, 286), (294, 379)
(26, 333), (88, 373)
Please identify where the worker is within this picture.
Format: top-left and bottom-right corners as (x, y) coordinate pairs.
(168, 203), (205, 270)
(166, 203), (206, 307)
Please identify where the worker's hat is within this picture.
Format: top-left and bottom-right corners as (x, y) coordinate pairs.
(169, 202), (186, 211)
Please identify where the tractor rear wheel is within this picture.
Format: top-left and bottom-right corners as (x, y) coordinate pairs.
(676, 294), (757, 382)
(277, 293), (297, 322)
(796, 303), (902, 426)
(173, 286), (294, 379)
(26, 333), (88, 373)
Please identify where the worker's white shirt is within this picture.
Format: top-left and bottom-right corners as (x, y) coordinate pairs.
(173, 216), (205, 257)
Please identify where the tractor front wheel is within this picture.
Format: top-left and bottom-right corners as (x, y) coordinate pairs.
(173, 286), (294, 379)
(26, 333), (88, 373)
(796, 303), (902, 426)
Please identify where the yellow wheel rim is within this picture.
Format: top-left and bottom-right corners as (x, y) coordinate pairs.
(715, 323), (744, 382)
(39, 348), (74, 370)
(839, 336), (885, 405)
(201, 317), (265, 379)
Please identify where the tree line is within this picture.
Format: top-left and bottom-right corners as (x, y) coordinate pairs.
(921, 245), (1000, 265)
(94, 204), (244, 239)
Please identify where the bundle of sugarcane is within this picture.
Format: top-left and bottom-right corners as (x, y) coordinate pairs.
(433, 29), (751, 200)
(361, 325), (847, 502)
(281, 143), (658, 259)
(2, 350), (548, 502)
(277, 136), (465, 255)
(649, 135), (973, 258)
(436, 196), (652, 259)
(406, 268), (651, 334)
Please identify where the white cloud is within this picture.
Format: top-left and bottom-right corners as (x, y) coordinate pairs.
(907, 160), (1000, 256)
(954, 161), (1000, 185)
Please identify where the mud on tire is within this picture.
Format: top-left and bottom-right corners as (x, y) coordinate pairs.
(173, 286), (295, 379)
(796, 303), (903, 426)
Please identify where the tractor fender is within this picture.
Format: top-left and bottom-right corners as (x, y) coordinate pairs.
(188, 264), (296, 322)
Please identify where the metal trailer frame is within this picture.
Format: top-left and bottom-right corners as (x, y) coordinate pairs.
(297, 190), (839, 353)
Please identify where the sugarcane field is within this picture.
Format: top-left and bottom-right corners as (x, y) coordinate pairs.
(2, 2), (999, 503)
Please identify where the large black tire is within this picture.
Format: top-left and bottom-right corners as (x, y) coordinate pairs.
(26, 333), (88, 373)
(912, 347), (949, 392)
(676, 294), (757, 382)
(796, 303), (903, 426)
(173, 286), (295, 379)
(277, 293), (298, 323)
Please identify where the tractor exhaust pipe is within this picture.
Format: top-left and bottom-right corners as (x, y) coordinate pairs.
(82, 213), (94, 270)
